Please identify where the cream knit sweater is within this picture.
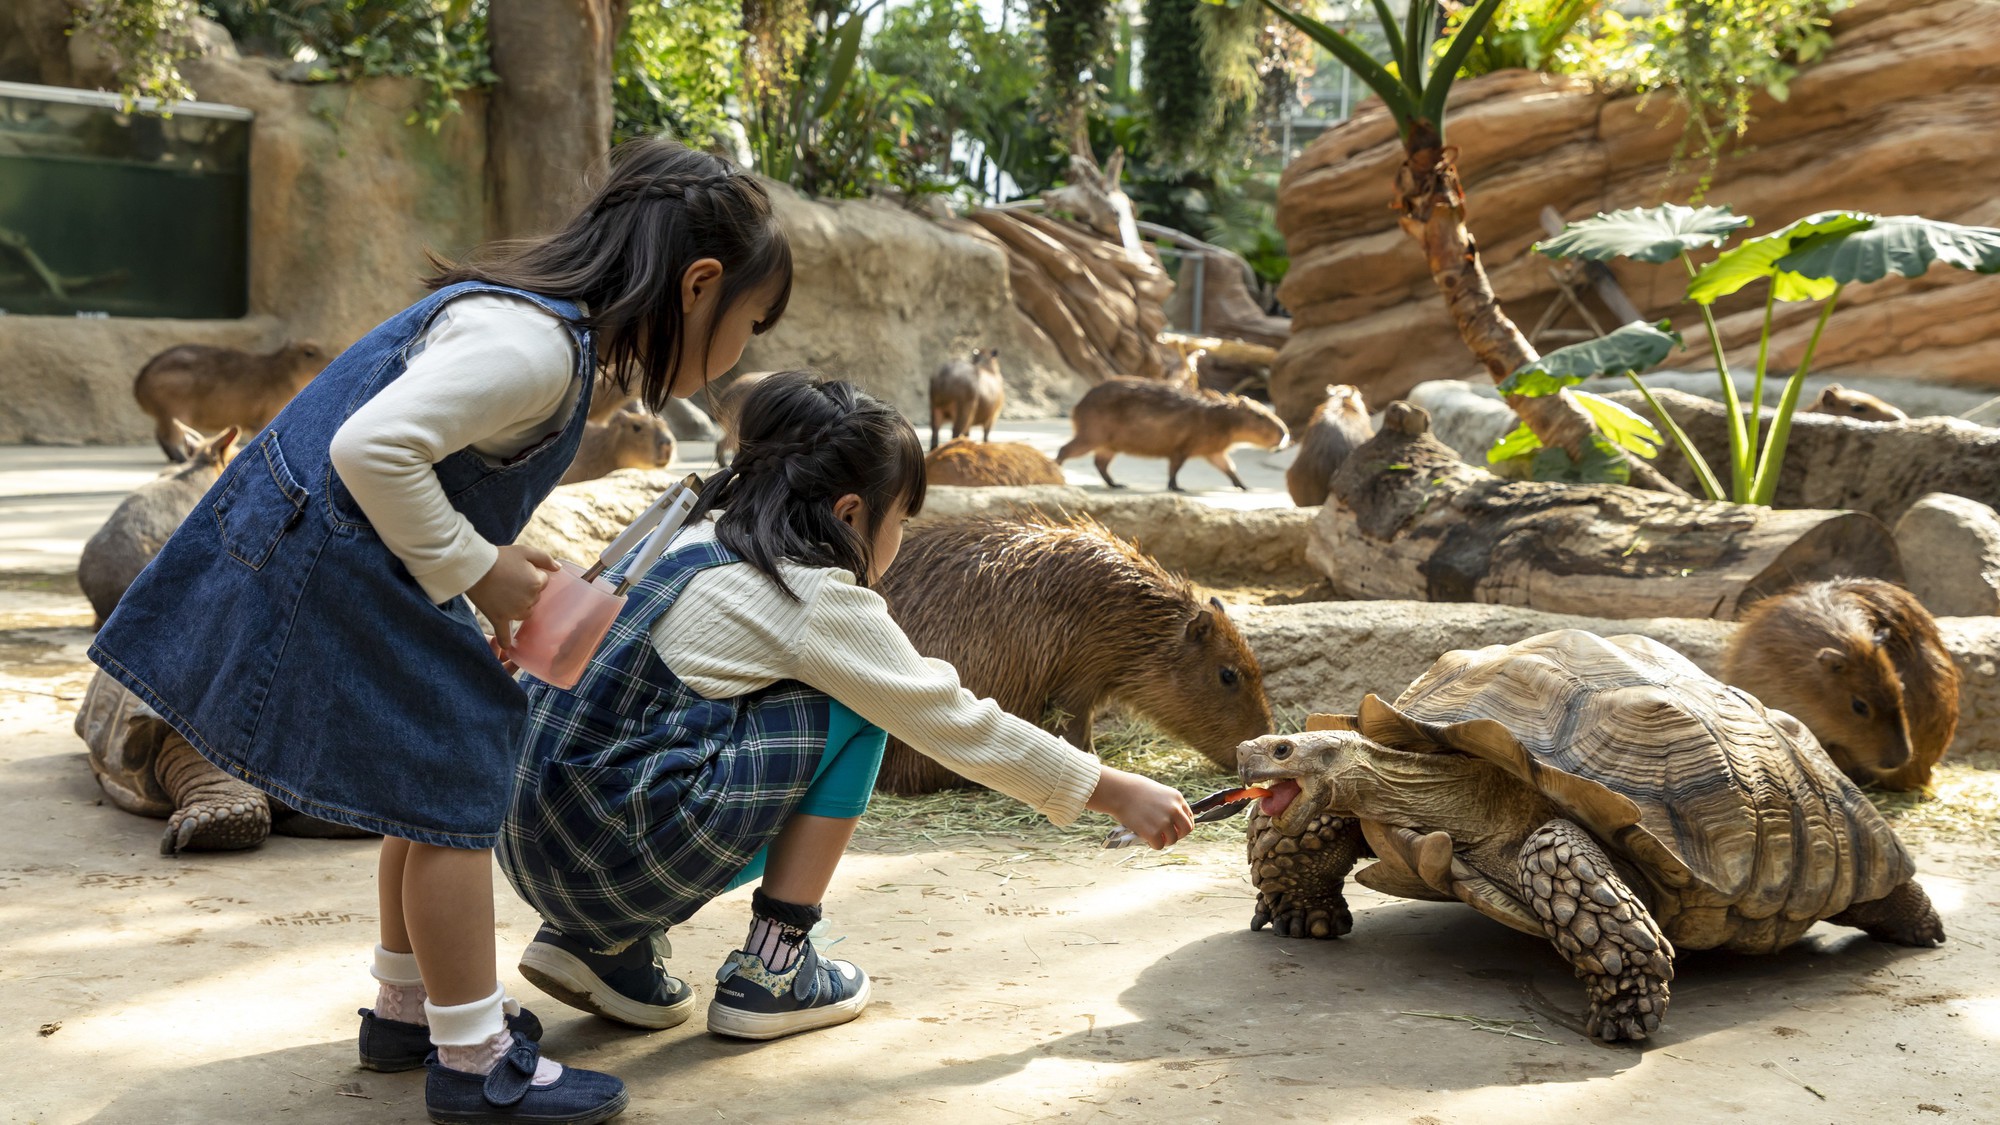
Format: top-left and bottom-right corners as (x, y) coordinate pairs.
(651, 518), (1105, 826)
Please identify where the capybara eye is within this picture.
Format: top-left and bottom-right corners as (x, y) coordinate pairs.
(1852, 697), (1870, 716)
(1220, 667), (1239, 687)
(1272, 740), (1293, 760)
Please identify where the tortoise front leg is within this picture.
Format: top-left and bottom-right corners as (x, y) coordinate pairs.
(1829, 879), (1946, 947)
(1519, 819), (1674, 1042)
(157, 735), (271, 855)
(1247, 808), (1362, 939)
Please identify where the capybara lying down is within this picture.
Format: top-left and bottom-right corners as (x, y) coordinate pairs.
(925, 438), (1065, 487)
(134, 341), (325, 461)
(1056, 377), (1288, 491)
(930, 347), (1004, 449)
(78, 426), (238, 628)
(560, 401), (675, 485)
(1806, 384), (1908, 422)
(1286, 384), (1373, 506)
(1725, 577), (1958, 790)
(875, 515), (1273, 794)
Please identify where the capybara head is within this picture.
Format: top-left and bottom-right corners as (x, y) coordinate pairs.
(1806, 384), (1908, 423)
(976, 347), (1001, 375)
(1230, 395), (1290, 452)
(279, 341), (328, 385)
(609, 407), (675, 471)
(1143, 592), (1275, 761)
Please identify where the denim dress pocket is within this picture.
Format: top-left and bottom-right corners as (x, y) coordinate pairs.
(211, 431), (308, 569)
(537, 760), (644, 872)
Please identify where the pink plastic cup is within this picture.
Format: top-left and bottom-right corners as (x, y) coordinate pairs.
(507, 561), (625, 689)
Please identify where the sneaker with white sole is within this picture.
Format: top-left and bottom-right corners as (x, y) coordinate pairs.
(518, 926), (697, 1030)
(706, 938), (870, 1041)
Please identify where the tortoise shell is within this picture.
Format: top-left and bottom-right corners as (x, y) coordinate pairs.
(1354, 629), (1913, 953)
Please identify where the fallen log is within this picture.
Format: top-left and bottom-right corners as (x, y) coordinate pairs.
(1309, 402), (1904, 620)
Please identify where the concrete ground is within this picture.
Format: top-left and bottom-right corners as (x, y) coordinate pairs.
(4, 436), (1996, 1124)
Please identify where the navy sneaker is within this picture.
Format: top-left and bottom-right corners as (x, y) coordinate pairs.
(358, 1003), (545, 1073)
(424, 1038), (626, 1125)
(706, 938), (870, 1041)
(518, 926), (697, 1030)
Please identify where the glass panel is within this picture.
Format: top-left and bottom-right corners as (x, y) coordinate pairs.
(0, 84), (250, 319)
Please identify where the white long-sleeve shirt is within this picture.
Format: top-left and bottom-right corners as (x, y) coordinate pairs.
(650, 518), (1105, 826)
(328, 294), (580, 603)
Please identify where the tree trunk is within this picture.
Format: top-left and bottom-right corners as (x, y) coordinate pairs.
(1309, 402), (1903, 620)
(486, 0), (630, 238)
(1396, 134), (1684, 496)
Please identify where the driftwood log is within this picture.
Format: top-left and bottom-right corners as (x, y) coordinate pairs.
(1607, 388), (2000, 523)
(1308, 402), (1904, 620)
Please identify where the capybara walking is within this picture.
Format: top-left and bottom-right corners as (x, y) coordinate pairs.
(925, 438), (1065, 488)
(875, 515), (1273, 794)
(1285, 384), (1373, 506)
(930, 347), (1005, 449)
(1725, 577), (1958, 790)
(133, 341), (325, 461)
(559, 402), (675, 485)
(1057, 377), (1288, 491)
(1806, 384), (1909, 423)
(78, 426), (238, 628)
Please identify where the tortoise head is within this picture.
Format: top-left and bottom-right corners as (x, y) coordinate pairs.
(1236, 731), (1368, 835)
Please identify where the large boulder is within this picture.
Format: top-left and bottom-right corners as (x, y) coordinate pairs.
(1895, 493), (2000, 617)
(1271, 0), (2000, 424)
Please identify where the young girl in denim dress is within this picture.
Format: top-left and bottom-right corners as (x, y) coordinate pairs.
(88, 138), (789, 1125)
(498, 371), (1196, 1043)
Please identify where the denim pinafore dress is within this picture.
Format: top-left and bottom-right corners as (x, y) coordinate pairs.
(88, 282), (594, 848)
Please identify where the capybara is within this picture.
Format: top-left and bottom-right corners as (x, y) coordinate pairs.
(1806, 383), (1909, 422)
(925, 438), (1066, 488)
(1725, 577), (1959, 790)
(133, 341), (325, 461)
(875, 515), (1273, 794)
(559, 401), (675, 485)
(1285, 384), (1373, 506)
(78, 426), (238, 628)
(711, 370), (774, 463)
(1056, 377), (1289, 491)
(930, 347), (1005, 449)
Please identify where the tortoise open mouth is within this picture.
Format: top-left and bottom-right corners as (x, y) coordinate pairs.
(1260, 779), (1300, 818)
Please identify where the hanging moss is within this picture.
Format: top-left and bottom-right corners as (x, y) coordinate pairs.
(1031, 0), (1114, 120)
(1141, 0), (1262, 169)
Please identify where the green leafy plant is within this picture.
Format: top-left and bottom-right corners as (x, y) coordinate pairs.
(1530, 204), (2000, 504)
(213, 1), (493, 132)
(1445, 0), (1598, 76)
(72, 0), (208, 107)
(615, 0), (745, 147)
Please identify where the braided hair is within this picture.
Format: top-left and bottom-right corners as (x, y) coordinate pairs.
(427, 138), (793, 411)
(690, 372), (928, 600)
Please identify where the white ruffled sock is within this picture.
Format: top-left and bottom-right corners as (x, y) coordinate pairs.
(370, 945), (427, 1024)
(427, 984), (560, 1086)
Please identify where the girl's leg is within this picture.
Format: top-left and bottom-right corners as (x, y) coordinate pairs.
(759, 814), (860, 905)
(368, 836), (428, 1026)
(402, 841), (499, 1004)
(378, 835), (413, 952)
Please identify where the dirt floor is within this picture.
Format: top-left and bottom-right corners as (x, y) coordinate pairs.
(5, 444), (1998, 1124)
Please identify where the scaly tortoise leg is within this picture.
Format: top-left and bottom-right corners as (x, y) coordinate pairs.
(1829, 879), (1946, 947)
(157, 734), (271, 855)
(1519, 819), (1673, 1043)
(1247, 807), (1362, 939)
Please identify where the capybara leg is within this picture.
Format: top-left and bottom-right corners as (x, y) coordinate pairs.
(156, 735), (271, 855)
(930, 412), (942, 451)
(1166, 456), (1187, 492)
(154, 417), (189, 463)
(1248, 807), (1360, 939)
(1519, 819), (1674, 1043)
(1206, 452), (1249, 490)
(1093, 452), (1124, 489)
(1054, 436), (1089, 464)
(1829, 879), (1946, 946)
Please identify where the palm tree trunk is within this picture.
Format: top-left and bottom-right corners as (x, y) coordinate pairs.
(1395, 130), (1685, 495)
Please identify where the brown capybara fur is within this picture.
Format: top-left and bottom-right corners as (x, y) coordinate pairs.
(1056, 377), (1289, 491)
(930, 347), (1005, 449)
(133, 341), (326, 462)
(1725, 578), (1958, 790)
(78, 426), (238, 628)
(875, 515), (1273, 794)
(560, 402), (675, 485)
(1806, 384), (1909, 423)
(925, 439), (1065, 488)
(1285, 384), (1373, 506)
(710, 370), (774, 462)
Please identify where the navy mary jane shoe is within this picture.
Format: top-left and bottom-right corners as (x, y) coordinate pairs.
(424, 1038), (627, 1125)
(357, 1005), (545, 1073)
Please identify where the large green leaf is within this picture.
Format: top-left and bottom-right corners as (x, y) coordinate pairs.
(1260, 0), (1419, 126)
(1534, 204), (1750, 264)
(1774, 215), (2000, 286)
(1686, 211), (1873, 304)
(1531, 432), (1630, 484)
(813, 5), (872, 121)
(1572, 391), (1662, 458)
(1497, 320), (1682, 397)
(1485, 421), (1541, 464)
(1419, 0), (1507, 125)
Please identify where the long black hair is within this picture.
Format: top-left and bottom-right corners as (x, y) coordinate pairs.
(691, 372), (927, 598)
(426, 138), (792, 411)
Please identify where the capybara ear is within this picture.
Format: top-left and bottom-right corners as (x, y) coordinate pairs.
(1816, 646), (1849, 674)
(1186, 606), (1214, 643)
(1209, 595), (1226, 614)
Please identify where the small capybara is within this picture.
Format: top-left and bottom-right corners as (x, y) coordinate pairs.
(1056, 377), (1289, 491)
(930, 347), (1005, 449)
(925, 438), (1066, 488)
(1725, 577), (1959, 790)
(1285, 384), (1374, 506)
(875, 515), (1273, 794)
(559, 401), (675, 485)
(78, 426), (238, 628)
(711, 370), (774, 463)
(133, 341), (326, 462)
(1806, 384), (1909, 422)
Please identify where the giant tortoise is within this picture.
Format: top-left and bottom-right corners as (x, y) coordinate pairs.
(1238, 630), (1944, 1042)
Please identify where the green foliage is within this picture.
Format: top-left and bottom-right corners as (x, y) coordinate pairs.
(1487, 391), (1661, 467)
(1139, 0), (1263, 170)
(1446, 0), (1597, 76)
(73, 0), (205, 107)
(1685, 210), (1866, 304)
(212, 1), (493, 131)
(614, 0), (744, 147)
(1031, 0), (1117, 120)
(1533, 203), (1749, 265)
(1532, 432), (1628, 484)
(870, 0), (1047, 199)
(1259, 0), (1507, 143)
(1496, 320), (1682, 396)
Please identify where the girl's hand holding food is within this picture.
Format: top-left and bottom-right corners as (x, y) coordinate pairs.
(1087, 766), (1196, 850)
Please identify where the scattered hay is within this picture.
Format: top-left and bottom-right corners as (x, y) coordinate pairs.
(1868, 750), (2000, 847)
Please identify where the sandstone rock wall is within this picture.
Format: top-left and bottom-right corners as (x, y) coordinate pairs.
(1271, 0), (2000, 425)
